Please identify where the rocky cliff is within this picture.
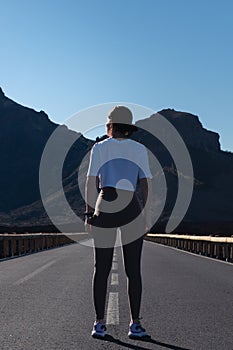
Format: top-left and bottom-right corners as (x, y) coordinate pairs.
(0, 87), (92, 213)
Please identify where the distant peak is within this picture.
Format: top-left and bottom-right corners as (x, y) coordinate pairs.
(158, 108), (198, 118)
(0, 87), (5, 98)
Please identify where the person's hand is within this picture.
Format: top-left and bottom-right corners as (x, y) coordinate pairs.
(84, 216), (94, 238)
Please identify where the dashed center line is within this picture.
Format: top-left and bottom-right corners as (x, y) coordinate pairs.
(113, 252), (118, 262)
(14, 260), (56, 286)
(106, 250), (120, 325)
(111, 272), (119, 285)
(106, 292), (119, 325)
(112, 262), (118, 270)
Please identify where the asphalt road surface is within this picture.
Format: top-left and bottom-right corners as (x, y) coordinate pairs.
(0, 239), (233, 350)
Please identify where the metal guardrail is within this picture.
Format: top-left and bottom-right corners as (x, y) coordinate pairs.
(2, 232), (232, 263)
(145, 233), (233, 263)
(0, 233), (87, 260)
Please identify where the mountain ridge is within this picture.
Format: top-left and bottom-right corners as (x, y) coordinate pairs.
(0, 87), (232, 234)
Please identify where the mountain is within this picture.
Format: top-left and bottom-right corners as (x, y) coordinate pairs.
(0, 87), (93, 231)
(134, 110), (233, 233)
(0, 88), (233, 234)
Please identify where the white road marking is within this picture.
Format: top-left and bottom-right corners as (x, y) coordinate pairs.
(106, 292), (119, 325)
(112, 262), (118, 270)
(145, 240), (233, 266)
(111, 272), (119, 285)
(113, 249), (118, 262)
(14, 260), (56, 285)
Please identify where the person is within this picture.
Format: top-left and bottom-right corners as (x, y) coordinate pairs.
(84, 106), (152, 339)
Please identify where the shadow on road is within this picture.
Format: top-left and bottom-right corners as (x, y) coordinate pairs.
(98, 334), (191, 350)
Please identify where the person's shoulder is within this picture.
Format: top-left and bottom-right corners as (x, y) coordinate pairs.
(92, 137), (111, 152)
(128, 139), (146, 151)
(98, 137), (110, 144)
(95, 137), (111, 147)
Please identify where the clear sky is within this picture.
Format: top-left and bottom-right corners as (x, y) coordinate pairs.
(1, 0), (233, 150)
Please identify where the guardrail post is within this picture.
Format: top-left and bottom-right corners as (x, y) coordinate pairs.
(230, 245), (233, 262)
(219, 244), (223, 260)
(0, 239), (4, 259)
(28, 238), (31, 253)
(203, 241), (207, 256)
(24, 239), (29, 253)
(18, 239), (23, 255)
(8, 240), (12, 257)
(22, 239), (25, 254)
(11, 239), (17, 256)
(3, 240), (9, 258)
(207, 242), (211, 257)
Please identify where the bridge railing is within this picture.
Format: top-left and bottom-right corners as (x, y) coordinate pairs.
(145, 233), (233, 263)
(0, 233), (88, 260)
(2, 233), (232, 263)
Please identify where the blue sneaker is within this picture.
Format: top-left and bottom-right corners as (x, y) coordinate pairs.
(91, 322), (107, 338)
(128, 323), (147, 339)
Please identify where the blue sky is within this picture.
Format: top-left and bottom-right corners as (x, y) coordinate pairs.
(1, 0), (233, 150)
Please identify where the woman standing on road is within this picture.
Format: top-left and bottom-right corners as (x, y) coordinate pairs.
(85, 106), (152, 339)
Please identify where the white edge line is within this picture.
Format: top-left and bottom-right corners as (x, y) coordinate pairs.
(145, 240), (233, 266)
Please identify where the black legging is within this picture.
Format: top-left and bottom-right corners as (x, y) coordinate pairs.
(92, 187), (145, 321)
(93, 235), (143, 320)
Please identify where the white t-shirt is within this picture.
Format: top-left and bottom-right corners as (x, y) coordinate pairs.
(87, 137), (152, 191)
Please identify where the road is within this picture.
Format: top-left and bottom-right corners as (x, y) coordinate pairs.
(0, 239), (232, 350)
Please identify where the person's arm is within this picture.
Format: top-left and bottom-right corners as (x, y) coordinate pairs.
(85, 143), (100, 213)
(84, 176), (98, 233)
(85, 176), (99, 214)
(139, 177), (152, 232)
